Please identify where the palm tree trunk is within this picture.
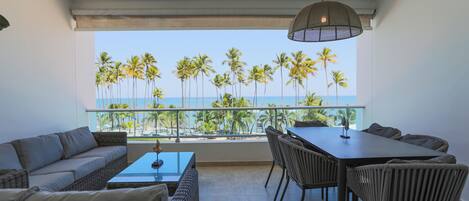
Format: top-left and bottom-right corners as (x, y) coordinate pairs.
(335, 84), (339, 105)
(280, 67), (284, 105)
(324, 63), (329, 98)
(181, 80), (184, 107)
(201, 75), (204, 107)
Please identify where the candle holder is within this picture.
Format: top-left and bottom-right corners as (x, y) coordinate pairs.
(340, 117), (351, 139)
(152, 140), (164, 168)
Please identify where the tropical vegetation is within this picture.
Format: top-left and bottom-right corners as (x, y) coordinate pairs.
(94, 48), (354, 137)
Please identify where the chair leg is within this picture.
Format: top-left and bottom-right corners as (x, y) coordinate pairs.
(265, 161), (275, 188)
(325, 188), (329, 201)
(280, 174), (290, 201)
(274, 167), (285, 201)
(300, 188), (306, 201)
(321, 188), (324, 200)
(352, 191), (358, 201)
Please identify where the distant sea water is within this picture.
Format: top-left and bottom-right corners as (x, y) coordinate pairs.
(96, 96), (357, 108)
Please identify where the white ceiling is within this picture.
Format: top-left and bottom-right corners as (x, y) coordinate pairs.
(70, 0), (377, 16)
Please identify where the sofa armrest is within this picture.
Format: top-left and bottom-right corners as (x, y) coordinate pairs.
(0, 169), (29, 189)
(92, 132), (127, 146)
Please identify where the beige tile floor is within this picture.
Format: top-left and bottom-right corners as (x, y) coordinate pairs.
(198, 165), (338, 201)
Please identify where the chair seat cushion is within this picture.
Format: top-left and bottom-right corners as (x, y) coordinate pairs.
(30, 157), (105, 180)
(72, 146), (127, 164)
(0, 143), (23, 170)
(365, 123), (401, 138)
(399, 134), (445, 150)
(58, 127), (98, 159)
(25, 184), (169, 201)
(29, 172), (75, 191)
(12, 134), (64, 171)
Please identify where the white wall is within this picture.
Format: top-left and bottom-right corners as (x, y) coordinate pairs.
(128, 140), (272, 163)
(358, 0), (469, 199)
(0, 0), (95, 143)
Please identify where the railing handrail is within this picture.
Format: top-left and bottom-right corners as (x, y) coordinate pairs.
(86, 105), (365, 112)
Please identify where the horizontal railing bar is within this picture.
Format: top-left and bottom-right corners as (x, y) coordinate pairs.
(126, 134), (266, 138)
(86, 105), (365, 112)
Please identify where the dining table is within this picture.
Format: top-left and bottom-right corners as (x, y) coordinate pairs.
(287, 127), (445, 201)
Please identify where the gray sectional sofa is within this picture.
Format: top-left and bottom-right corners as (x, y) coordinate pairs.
(0, 127), (128, 191)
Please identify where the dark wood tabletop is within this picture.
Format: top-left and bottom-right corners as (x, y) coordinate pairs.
(287, 127), (445, 201)
(287, 127), (444, 161)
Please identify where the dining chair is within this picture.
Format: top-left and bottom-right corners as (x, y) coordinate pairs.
(293, 120), (328, 127)
(265, 126), (287, 201)
(362, 123), (401, 139)
(397, 134), (449, 153)
(347, 162), (468, 201)
(277, 135), (337, 201)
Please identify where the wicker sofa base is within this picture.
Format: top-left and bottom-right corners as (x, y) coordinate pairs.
(62, 156), (128, 191)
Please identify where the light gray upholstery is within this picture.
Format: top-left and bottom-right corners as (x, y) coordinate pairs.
(26, 184), (169, 201)
(72, 146), (127, 164)
(12, 134), (64, 171)
(29, 172), (75, 192)
(0, 143), (23, 170)
(0, 187), (38, 201)
(31, 157), (105, 180)
(362, 123), (401, 139)
(398, 134), (449, 153)
(58, 127), (98, 158)
(347, 163), (468, 201)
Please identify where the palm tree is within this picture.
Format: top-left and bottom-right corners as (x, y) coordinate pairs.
(142, 53), (160, 108)
(124, 56), (144, 108)
(317, 47), (337, 99)
(288, 51), (307, 105)
(273, 53), (290, 104)
(262, 64), (275, 97)
(303, 58), (318, 94)
(111, 61), (126, 104)
(174, 57), (192, 108)
(248, 65), (265, 106)
(96, 52), (113, 108)
(222, 48), (246, 97)
(149, 88), (164, 135)
(194, 54), (215, 107)
(212, 74), (224, 100)
(331, 70), (348, 105)
(302, 93), (329, 124)
(222, 72), (232, 94)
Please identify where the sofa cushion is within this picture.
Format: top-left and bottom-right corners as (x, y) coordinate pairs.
(72, 146), (127, 164)
(58, 127), (98, 158)
(25, 184), (169, 201)
(0, 143), (23, 170)
(0, 187), (39, 201)
(31, 157), (105, 180)
(29, 172), (75, 191)
(12, 134), (64, 171)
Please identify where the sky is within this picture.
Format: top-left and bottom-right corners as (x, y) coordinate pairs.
(95, 30), (356, 98)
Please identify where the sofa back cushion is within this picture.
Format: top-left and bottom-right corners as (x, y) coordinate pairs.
(12, 134), (64, 171)
(58, 127), (98, 158)
(0, 143), (23, 170)
(26, 184), (168, 201)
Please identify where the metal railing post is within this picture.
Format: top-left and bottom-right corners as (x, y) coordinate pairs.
(175, 110), (180, 143)
(274, 108), (278, 129)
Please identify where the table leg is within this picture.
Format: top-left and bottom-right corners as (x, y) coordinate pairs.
(337, 160), (346, 201)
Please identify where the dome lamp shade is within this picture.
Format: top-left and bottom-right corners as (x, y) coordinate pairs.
(0, 15), (10, 31)
(288, 1), (363, 42)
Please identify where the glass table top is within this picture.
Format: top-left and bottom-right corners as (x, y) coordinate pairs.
(108, 152), (194, 184)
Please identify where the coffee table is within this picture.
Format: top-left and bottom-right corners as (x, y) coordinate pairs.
(107, 152), (195, 195)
